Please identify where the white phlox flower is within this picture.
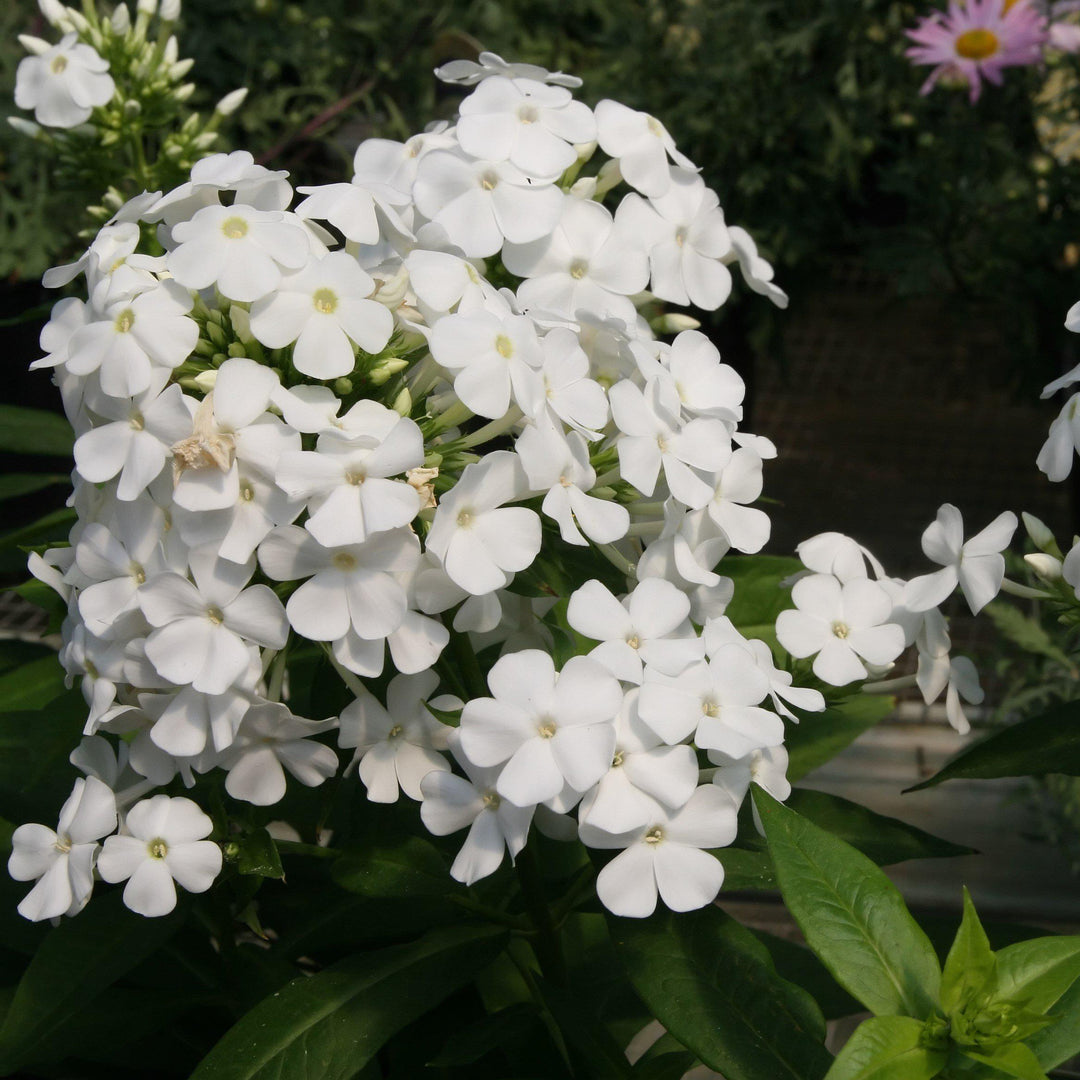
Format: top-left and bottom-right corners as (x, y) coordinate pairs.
(15, 33), (115, 128)
(566, 577), (701, 685)
(700, 445), (770, 554)
(425, 452), (541, 596)
(1038, 392), (1080, 482)
(904, 504), (1018, 615)
(659, 330), (744, 425)
(708, 745), (792, 811)
(220, 703), (339, 805)
(420, 737), (535, 886)
(795, 532), (887, 583)
(458, 650), (622, 807)
(503, 196), (649, 324)
(577, 689), (699, 833)
(9, 777), (116, 921)
(138, 548), (288, 695)
(456, 76), (596, 180)
(275, 402), (423, 547)
(916, 652), (984, 735)
(435, 51), (583, 90)
(516, 424), (630, 546)
(724, 225), (788, 309)
(535, 326), (610, 436)
(338, 670), (454, 803)
(249, 251), (394, 380)
(594, 99), (698, 199)
(581, 785), (737, 918)
(97, 795), (221, 917)
(776, 573), (905, 686)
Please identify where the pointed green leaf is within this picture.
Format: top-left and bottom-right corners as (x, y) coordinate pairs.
(226, 828), (284, 879)
(721, 555), (803, 627)
(608, 905), (832, 1080)
(960, 1042), (1049, 1080)
(941, 888), (996, 1016)
(785, 694), (895, 782)
(823, 1016), (946, 1080)
(0, 475), (69, 501)
(753, 787), (941, 1020)
(427, 1003), (539, 1067)
(906, 702), (1080, 790)
(994, 935), (1080, 1015)
(534, 976), (635, 1079)
(0, 406), (74, 457)
(189, 923), (506, 1080)
(0, 656), (68, 714)
(1027, 972), (1080, 1069)
(0, 891), (186, 1073)
(332, 835), (452, 899)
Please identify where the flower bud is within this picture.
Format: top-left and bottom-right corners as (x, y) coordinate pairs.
(17, 35), (52, 56)
(333, 377), (353, 396)
(163, 36), (178, 63)
(368, 356), (409, 386)
(123, 99), (142, 118)
(594, 157), (623, 198)
(8, 116), (42, 139)
(569, 177), (598, 199)
(66, 8), (90, 30)
(651, 312), (701, 334)
(1024, 552), (1063, 582)
(110, 3), (131, 32)
(192, 370), (218, 393)
(1021, 511), (1061, 556)
(214, 88), (248, 116)
(573, 139), (597, 161)
(159, 0), (181, 18)
(392, 387), (413, 417)
(169, 57), (194, 79)
(37, 0), (69, 26)
(174, 82), (195, 102)
(192, 131), (218, 150)
(136, 0), (157, 15)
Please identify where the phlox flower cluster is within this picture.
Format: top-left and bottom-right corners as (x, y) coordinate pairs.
(12, 53), (1002, 925)
(904, 0), (1070, 103)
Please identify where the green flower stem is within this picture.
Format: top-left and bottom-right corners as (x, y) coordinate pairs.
(1000, 577), (1052, 600)
(862, 674), (917, 694)
(515, 842), (568, 988)
(597, 543), (637, 578)
(457, 405), (524, 450)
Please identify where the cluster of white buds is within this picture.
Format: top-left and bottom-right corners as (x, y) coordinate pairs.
(12, 52), (1010, 924)
(11, 0), (245, 229)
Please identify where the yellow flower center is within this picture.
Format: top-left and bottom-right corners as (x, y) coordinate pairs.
(148, 838), (169, 859)
(495, 334), (514, 358)
(831, 620), (850, 640)
(955, 28), (999, 61)
(456, 508), (475, 529)
(387, 724), (403, 739)
(537, 718), (557, 739)
(482, 791), (501, 810)
(50, 55), (68, 74)
(114, 308), (136, 333)
(221, 216), (249, 240)
(313, 287), (338, 314)
(206, 605), (225, 624)
(480, 170), (498, 191)
(332, 551), (358, 571)
(569, 258), (589, 280)
(644, 826), (664, 845)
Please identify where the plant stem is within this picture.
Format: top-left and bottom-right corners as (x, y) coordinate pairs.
(862, 674), (917, 694)
(515, 843), (567, 988)
(1000, 577), (1052, 600)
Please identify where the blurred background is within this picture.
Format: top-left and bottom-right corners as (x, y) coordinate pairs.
(4, 0), (1080, 913)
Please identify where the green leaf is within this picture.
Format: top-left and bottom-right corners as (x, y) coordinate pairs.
(752, 930), (863, 1020)
(823, 1016), (946, 1080)
(941, 888), (996, 1016)
(0, 474), (69, 501)
(721, 554), (803, 628)
(718, 847), (776, 891)
(786, 694), (895, 782)
(0, 406), (73, 458)
(960, 1042), (1049, 1080)
(907, 701), (1080, 791)
(631, 1051), (698, 1079)
(753, 787), (941, 1020)
(225, 828), (284, 879)
(332, 835), (452, 899)
(534, 976), (636, 1079)
(0, 891), (186, 1073)
(993, 935), (1080, 1016)
(189, 923), (507, 1080)
(786, 789), (972, 864)
(608, 905), (832, 1080)
(426, 1003), (538, 1067)
(1027, 970), (1080, 1069)
(0, 655), (68, 713)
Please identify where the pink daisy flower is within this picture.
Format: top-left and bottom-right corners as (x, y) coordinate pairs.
(906, 0), (1049, 102)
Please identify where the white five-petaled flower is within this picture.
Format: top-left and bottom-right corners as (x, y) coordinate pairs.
(459, 650), (622, 807)
(97, 795), (221, 917)
(581, 785), (737, 918)
(776, 573), (905, 686)
(249, 251), (393, 380)
(15, 34), (115, 128)
(594, 99), (698, 198)
(904, 504), (1018, 615)
(8, 777), (117, 922)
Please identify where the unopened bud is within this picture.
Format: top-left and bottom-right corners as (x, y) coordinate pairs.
(215, 87), (248, 116)
(162, 35), (178, 63)
(1025, 553), (1063, 582)
(1022, 511), (1061, 556)
(193, 370), (218, 394)
(136, 0), (157, 15)
(66, 8), (90, 30)
(651, 312), (701, 334)
(18, 35), (52, 56)
(573, 139), (597, 161)
(37, 0), (69, 26)
(8, 116), (42, 139)
(569, 177), (598, 199)
(192, 131), (218, 150)
(594, 157), (623, 198)
(110, 3), (131, 32)
(333, 377), (353, 396)
(159, 0), (180, 18)
(174, 82), (195, 102)
(369, 356), (409, 386)
(169, 57), (194, 79)
(123, 99), (141, 118)
(100, 130), (122, 146)
(392, 386), (413, 416)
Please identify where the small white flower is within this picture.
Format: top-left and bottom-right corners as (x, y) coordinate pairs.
(724, 226), (788, 309)
(459, 650), (622, 807)
(9, 777), (116, 921)
(581, 785), (737, 918)
(904, 504), (1017, 615)
(15, 34), (115, 128)
(97, 795), (221, 917)
(776, 573), (905, 686)
(594, 99), (698, 198)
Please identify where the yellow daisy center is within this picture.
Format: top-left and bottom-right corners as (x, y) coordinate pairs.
(955, 28), (999, 61)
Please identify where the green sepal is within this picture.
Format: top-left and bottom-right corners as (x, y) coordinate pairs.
(941, 887), (996, 1017)
(823, 1015), (947, 1080)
